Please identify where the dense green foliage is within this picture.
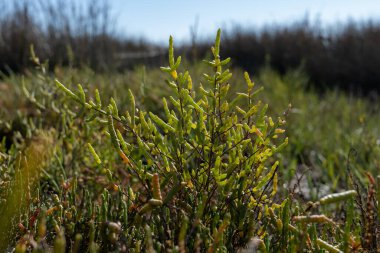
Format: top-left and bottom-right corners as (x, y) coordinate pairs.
(52, 29), (289, 251)
(0, 30), (379, 252)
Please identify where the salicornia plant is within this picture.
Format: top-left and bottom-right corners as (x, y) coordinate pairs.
(54, 29), (287, 251)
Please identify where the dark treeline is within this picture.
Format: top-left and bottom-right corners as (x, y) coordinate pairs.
(1, 0), (380, 94)
(217, 21), (380, 94)
(186, 19), (380, 94)
(0, 0), (160, 73)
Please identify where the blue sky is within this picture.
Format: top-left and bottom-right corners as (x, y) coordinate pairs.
(112, 0), (380, 44)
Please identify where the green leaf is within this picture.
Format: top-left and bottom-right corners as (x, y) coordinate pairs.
(95, 88), (102, 108)
(128, 89), (135, 126)
(108, 115), (120, 150)
(77, 84), (86, 103)
(110, 98), (119, 118)
(55, 79), (79, 101)
(87, 143), (101, 165)
(173, 56), (181, 69)
(214, 28), (221, 57)
(253, 161), (279, 191)
(149, 112), (175, 133)
(169, 35), (174, 67)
